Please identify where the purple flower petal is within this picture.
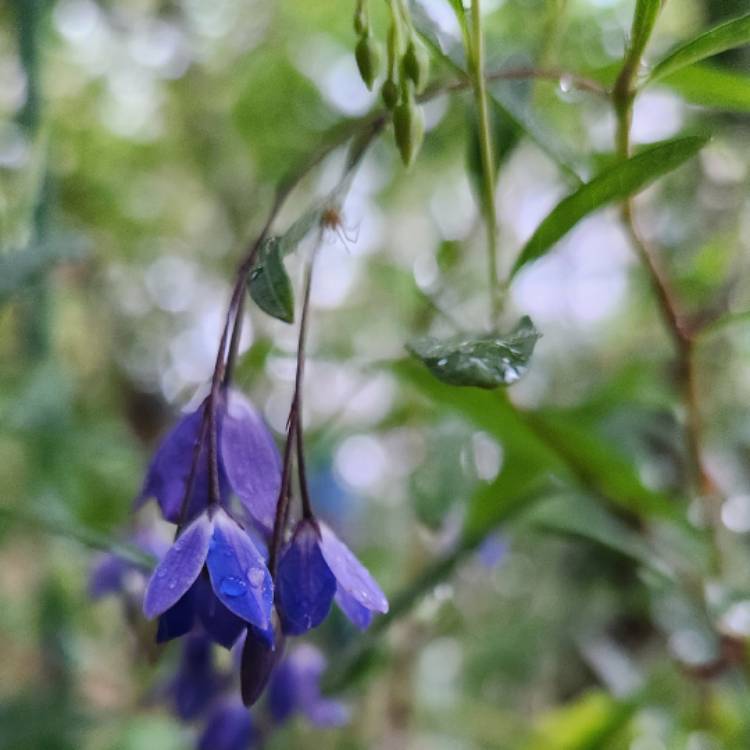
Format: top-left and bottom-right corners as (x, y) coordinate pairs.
(157, 587), (196, 643)
(89, 553), (128, 599)
(334, 587), (374, 630)
(240, 623), (282, 707)
(137, 401), (229, 524)
(143, 513), (212, 619)
(206, 509), (273, 631)
(277, 520), (336, 636)
(220, 390), (281, 531)
(305, 697), (351, 728)
(268, 645), (349, 728)
(318, 522), (388, 615)
(172, 633), (225, 721)
(198, 698), (256, 750)
(194, 575), (247, 650)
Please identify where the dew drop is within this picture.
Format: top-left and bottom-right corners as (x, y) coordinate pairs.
(220, 576), (247, 597)
(248, 568), (265, 588)
(167, 580), (177, 590)
(156, 568), (167, 578)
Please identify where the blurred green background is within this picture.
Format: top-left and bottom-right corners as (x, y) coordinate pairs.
(3, 0), (750, 747)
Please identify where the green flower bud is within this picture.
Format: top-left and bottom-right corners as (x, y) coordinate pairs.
(393, 93), (424, 167)
(402, 38), (430, 93)
(355, 34), (382, 91)
(353, 1), (368, 36)
(381, 78), (399, 110)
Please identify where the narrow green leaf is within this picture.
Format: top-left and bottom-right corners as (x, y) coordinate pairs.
(524, 493), (674, 581)
(647, 12), (750, 85)
(248, 237), (295, 324)
(511, 135), (709, 277)
(660, 64), (750, 112)
(627, 0), (662, 66)
(277, 206), (323, 258)
(407, 316), (540, 389)
(0, 506), (155, 568)
(394, 359), (684, 523)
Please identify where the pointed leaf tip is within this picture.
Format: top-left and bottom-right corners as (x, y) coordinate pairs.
(511, 136), (709, 277)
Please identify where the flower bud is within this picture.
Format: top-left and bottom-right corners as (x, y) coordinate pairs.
(381, 78), (399, 110)
(393, 92), (424, 167)
(353, 1), (368, 36)
(355, 34), (382, 91)
(402, 38), (430, 93)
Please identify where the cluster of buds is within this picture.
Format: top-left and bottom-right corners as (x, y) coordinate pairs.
(353, 0), (430, 167)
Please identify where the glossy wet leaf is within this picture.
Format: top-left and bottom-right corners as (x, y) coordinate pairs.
(247, 237), (294, 324)
(647, 12), (750, 85)
(407, 316), (540, 389)
(511, 136), (709, 277)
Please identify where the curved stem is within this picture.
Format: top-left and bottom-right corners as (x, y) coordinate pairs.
(294, 242), (319, 521)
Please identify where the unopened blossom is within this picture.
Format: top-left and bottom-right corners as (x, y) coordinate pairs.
(136, 389), (281, 531)
(276, 518), (388, 634)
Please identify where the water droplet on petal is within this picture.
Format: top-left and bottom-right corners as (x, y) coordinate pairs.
(248, 568), (265, 588)
(156, 568), (167, 578)
(220, 576), (247, 597)
(167, 580), (177, 590)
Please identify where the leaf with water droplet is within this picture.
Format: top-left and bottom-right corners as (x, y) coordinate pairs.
(248, 237), (294, 324)
(407, 316), (540, 389)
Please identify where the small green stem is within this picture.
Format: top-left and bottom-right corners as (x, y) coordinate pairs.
(468, 0), (500, 326)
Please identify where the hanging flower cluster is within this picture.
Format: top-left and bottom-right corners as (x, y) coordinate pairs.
(132, 380), (388, 702)
(88, 157), (391, 745)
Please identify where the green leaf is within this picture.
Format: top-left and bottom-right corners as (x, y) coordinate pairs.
(511, 135), (709, 277)
(627, 0), (661, 65)
(394, 359), (684, 523)
(277, 206), (323, 258)
(247, 237), (295, 324)
(660, 64), (750, 112)
(647, 12), (750, 85)
(407, 316), (540, 389)
(524, 493), (674, 581)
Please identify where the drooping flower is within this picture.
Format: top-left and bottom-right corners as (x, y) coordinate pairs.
(276, 519), (388, 634)
(275, 520), (336, 635)
(136, 389), (281, 531)
(197, 697), (257, 750)
(267, 645), (349, 727)
(143, 507), (273, 646)
(89, 528), (167, 600)
(167, 632), (227, 720)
